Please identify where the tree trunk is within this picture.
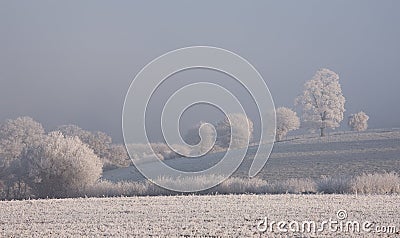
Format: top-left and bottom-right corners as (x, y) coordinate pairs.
(320, 112), (327, 137)
(320, 127), (325, 137)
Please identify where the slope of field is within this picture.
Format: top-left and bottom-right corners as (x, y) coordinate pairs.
(103, 129), (400, 183)
(0, 195), (398, 237)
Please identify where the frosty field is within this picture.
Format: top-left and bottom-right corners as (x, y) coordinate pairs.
(0, 194), (399, 237)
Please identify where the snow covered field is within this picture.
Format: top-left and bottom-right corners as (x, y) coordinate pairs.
(0, 194), (398, 237)
(104, 129), (400, 183)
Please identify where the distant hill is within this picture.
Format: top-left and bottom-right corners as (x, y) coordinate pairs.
(103, 129), (400, 183)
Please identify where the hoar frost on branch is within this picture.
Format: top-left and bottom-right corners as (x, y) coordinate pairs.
(348, 111), (369, 132)
(296, 68), (345, 137)
(276, 107), (300, 141)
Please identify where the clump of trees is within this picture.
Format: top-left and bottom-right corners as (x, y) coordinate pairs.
(185, 113), (254, 152)
(348, 111), (369, 132)
(296, 68), (346, 137)
(275, 107), (300, 141)
(57, 125), (131, 169)
(0, 117), (129, 199)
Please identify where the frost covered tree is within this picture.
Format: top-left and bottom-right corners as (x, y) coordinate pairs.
(57, 125), (112, 162)
(22, 131), (102, 198)
(0, 117), (45, 198)
(185, 121), (216, 155)
(216, 113), (253, 149)
(0, 117), (45, 167)
(276, 107), (300, 141)
(348, 111), (369, 132)
(296, 68), (345, 137)
(102, 144), (131, 171)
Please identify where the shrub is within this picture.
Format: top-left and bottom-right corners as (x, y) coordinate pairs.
(215, 177), (269, 194)
(266, 178), (317, 194)
(351, 172), (400, 194)
(316, 176), (352, 194)
(23, 132), (103, 198)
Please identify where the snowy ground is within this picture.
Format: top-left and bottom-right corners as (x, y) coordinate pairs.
(1, 194), (398, 237)
(103, 129), (400, 183)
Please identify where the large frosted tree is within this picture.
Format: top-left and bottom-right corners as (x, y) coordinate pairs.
(296, 68), (345, 137)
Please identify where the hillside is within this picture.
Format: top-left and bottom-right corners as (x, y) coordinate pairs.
(103, 129), (400, 183)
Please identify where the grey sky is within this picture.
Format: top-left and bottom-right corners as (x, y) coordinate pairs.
(1, 1), (399, 142)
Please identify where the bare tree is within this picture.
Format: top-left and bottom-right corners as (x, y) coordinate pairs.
(296, 68), (345, 137)
(348, 111), (369, 132)
(276, 107), (300, 141)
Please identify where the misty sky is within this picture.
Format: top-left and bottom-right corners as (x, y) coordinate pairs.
(1, 1), (399, 143)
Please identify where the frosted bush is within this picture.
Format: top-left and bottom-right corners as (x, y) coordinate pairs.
(351, 172), (400, 194)
(23, 131), (103, 198)
(215, 177), (269, 194)
(316, 176), (352, 194)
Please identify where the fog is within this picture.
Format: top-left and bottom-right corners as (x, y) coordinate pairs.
(1, 1), (399, 142)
